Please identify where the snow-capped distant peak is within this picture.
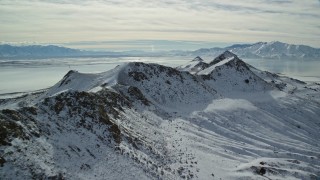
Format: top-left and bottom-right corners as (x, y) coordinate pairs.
(189, 41), (320, 60)
(268, 41), (283, 45)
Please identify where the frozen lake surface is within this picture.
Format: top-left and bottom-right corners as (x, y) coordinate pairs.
(0, 56), (320, 95)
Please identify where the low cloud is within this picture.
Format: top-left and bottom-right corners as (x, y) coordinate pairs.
(0, 0), (319, 49)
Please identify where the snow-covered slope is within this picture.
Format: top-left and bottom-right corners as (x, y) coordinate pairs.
(1, 52), (320, 179)
(179, 51), (273, 94)
(43, 62), (218, 110)
(190, 41), (320, 60)
(195, 51), (273, 96)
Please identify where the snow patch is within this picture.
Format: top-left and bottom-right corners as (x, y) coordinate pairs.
(204, 98), (258, 112)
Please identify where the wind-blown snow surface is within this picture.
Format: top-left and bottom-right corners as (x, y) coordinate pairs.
(1, 52), (320, 179)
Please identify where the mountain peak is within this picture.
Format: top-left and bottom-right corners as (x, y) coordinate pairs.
(267, 41), (286, 47)
(216, 50), (237, 60)
(198, 52), (249, 76)
(191, 56), (204, 62)
(208, 50), (238, 66)
(177, 56), (209, 74)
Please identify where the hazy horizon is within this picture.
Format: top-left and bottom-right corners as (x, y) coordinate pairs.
(2, 40), (320, 53)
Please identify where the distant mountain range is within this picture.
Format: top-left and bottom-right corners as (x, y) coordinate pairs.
(1, 41), (320, 59)
(0, 44), (87, 58)
(185, 41), (320, 60)
(0, 44), (150, 58)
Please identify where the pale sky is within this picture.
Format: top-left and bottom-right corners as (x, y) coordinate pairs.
(0, 0), (319, 51)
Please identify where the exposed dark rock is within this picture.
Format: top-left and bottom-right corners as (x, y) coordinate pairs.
(98, 105), (121, 144)
(47, 173), (65, 180)
(48, 90), (126, 145)
(0, 115), (26, 145)
(2, 109), (23, 121)
(128, 86), (150, 106)
(0, 156), (6, 167)
(259, 161), (266, 165)
(22, 107), (38, 115)
(259, 167), (266, 175)
(54, 101), (64, 114)
(128, 71), (148, 81)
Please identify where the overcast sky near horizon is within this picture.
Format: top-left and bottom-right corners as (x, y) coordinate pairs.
(0, 0), (319, 51)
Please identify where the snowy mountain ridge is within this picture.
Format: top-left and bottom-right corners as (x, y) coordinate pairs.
(1, 51), (320, 179)
(190, 41), (320, 60)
